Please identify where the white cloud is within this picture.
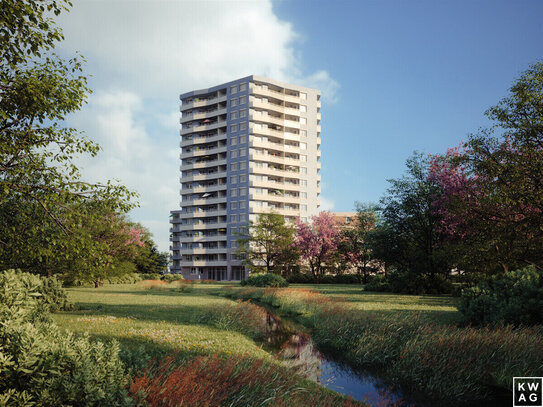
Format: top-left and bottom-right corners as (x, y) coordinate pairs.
(73, 90), (179, 251)
(319, 196), (335, 211)
(57, 0), (338, 251)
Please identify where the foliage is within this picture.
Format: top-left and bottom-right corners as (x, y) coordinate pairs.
(0, 0), (137, 277)
(459, 266), (543, 326)
(240, 273), (288, 287)
(129, 353), (358, 407)
(294, 212), (341, 283)
(0, 269), (72, 313)
(336, 203), (379, 283)
(386, 269), (454, 295)
(139, 273), (162, 281)
(162, 273), (184, 282)
(363, 274), (390, 292)
(287, 273), (360, 284)
(221, 286), (543, 403)
(368, 153), (455, 286)
(429, 62), (543, 274)
(0, 270), (130, 406)
(235, 212), (298, 276)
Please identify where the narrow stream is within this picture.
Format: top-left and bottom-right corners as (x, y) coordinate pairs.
(262, 310), (417, 406)
(261, 309), (511, 407)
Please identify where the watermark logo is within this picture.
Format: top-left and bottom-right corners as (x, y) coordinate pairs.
(514, 377), (543, 407)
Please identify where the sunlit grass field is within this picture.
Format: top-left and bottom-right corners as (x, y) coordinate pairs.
(52, 283), (271, 359)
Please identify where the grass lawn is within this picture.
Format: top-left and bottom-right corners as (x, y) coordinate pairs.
(52, 283), (271, 359)
(291, 283), (461, 324)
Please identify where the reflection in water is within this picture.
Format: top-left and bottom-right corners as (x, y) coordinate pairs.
(263, 311), (415, 407)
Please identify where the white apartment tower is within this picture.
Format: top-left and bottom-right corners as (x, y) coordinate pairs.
(170, 76), (321, 280)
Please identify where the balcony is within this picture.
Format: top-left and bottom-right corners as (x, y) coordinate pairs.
(182, 94), (227, 110)
(180, 145), (227, 160)
(180, 132), (227, 148)
(180, 119), (227, 135)
(180, 158), (228, 171)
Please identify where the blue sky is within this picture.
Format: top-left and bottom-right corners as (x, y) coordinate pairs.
(56, 0), (543, 251)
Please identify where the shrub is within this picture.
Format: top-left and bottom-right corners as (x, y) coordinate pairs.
(286, 273), (314, 284)
(386, 270), (454, 295)
(240, 273), (288, 287)
(162, 273), (184, 282)
(0, 270), (131, 406)
(287, 273), (361, 284)
(459, 266), (543, 326)
(0, 269), (72, 314)
(364, 274), (390, 292)
(107, 273), (142, 284)
(139, 273), (162, 281)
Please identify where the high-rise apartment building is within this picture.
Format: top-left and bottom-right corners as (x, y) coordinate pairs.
(170, 76), (321, 280)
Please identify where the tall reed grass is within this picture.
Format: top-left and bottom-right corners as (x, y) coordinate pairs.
(219, 286), (543, 402)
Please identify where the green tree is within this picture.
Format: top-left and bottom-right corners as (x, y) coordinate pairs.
(336, 203), (378, 283)
(429, 62), (543, 275)
(370, 153), (454, 280)
(236, 213), (298, 276)
(0, 0), (136, 276)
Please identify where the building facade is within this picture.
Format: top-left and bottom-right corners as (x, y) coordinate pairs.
(170, 76), (321, 280)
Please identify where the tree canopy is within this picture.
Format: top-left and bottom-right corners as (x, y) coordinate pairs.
(0, 0), (137, 279)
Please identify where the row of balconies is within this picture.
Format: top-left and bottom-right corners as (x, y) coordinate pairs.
(180, 107), (227, 124)
(181, 93), (227, 110)
(181, 118), (227, 135)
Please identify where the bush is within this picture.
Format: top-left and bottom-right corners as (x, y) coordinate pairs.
(107, 273), (142, 284)
(162, 273), (184, 282)
(459, 266), (543, 326)
(0, 269), (72, 314)
(0, 270), (131, 406)
(364, 274), (390, 292)
(287, 273), (361, 284)
(240, 273), (288, 287)
(139, 273), (162, 281)
(286, 273), (314, 284)
(385, 270), (454, 295)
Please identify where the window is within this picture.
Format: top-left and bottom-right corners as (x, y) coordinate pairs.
(231, 124), (238, 132)
(239, 201), (247, 209)
(239, 109), (247, 118)
(301, 204), (307, 212)
(253, 200), (263, 207)
(239, 122), (247, 131)
(231, 111), (238, 119)
(231, 137), (237, 145)
(239, 161), (247, 170)
(231, 188), (238, 197)
(301, 167), (307, 174)
(300, 155), (307, 162)
(300, 117), (307, 125)
(301, 192), (307, 198)
(231, 202), (238, 210)
(300, 130), (307, 137)
(239, 187), (247, 196)
(300, 142), (307, 150)
(239, 135), (247, 144)
(230, 176), (237, 184)
(231, 162), (238, 171)
(231, 227), (237, 235)
(239, 83), (247, 91)
(300, 92), (307, 100)
(300, 105), (307, 112)
(239, 174), (247, 183)
(231, 214), (238, 223)
(230, 85), (237, 94)
(239, 148), (246, 157)
(231, 150), (238, 158)
(239, 214), (246, 222)
(301, 180), (307, 186)
(239, 96), (247, 104)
